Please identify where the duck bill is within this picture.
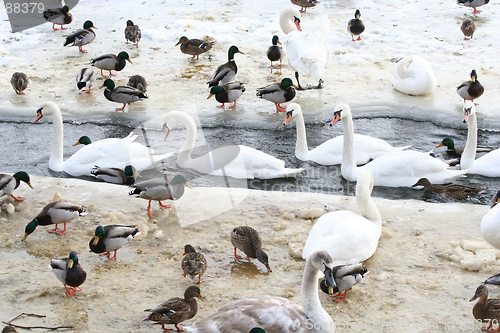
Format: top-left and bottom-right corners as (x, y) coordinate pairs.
(126, 58), (133, 64)
(22, 233), (29, 241)
(135, 171), (142, 178)
(73, 141), (82, 146)
(435, 143), (444, 148)
(265, 264), (272, 273)
(92, 236), (100, 246)
(68, 259), (74, 269)
(198, 295), (205, 302)
(99, 83), (106, 89)
(26, 181), (33, 189)
(470, 294), (478, 302)
(207, 93), (214, 99)
(185, 182), (193, 189)
(283, 111), (293, 125)
(330, 113), (341, 126)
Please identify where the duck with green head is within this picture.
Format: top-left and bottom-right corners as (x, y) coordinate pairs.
(91, 165), (140, 185)
(436, 137), (496, 159)
(129, 175), (192, 218)
(89, 225), (139, 259)
(43, 5), (72, 30)
(208, 82), (245, 109)
(23, 201), (86, 239)
(256, 78), (297, 112)
(457, 69), (484, 104)
(267, 35), (284, 69)
(63, 20), (96, 53)
(90, 51), (132, 77)
(100, 78), (148, 111)
(0, 171), (33, 203)
(207, 45), (243, 87)
(50, 251), (87, 297)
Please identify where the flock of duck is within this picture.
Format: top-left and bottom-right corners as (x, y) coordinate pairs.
(2, 0), (500, 332)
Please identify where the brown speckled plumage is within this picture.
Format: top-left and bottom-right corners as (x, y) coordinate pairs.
(411, 178), (483, 200)
(175, 36), (214, 60)
(144, 286), (204, 331)
(461, 19), (476, 40)
(231, 226), (272, 272)
(470, 285), (500, 331)
(182, 244), (207, 284)
(10, 72), (28, 95)
(124, 20), (141, 45)
(127, 75), (147, 93)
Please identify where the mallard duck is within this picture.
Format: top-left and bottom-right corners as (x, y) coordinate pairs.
(129, 175), (192, 218)
(144, 286), (204, 331)
(436, 137), (497, 159)
(182, 244), (207, 284)
(231, 226), (272, 272)
(470, 285), (500, 331)
(75, 68), (95, 93)
(457, 69), (484, 103)
(73, 135), (91, 146)
(207, 45), (243, 87)
(50, 251), (86, 297)
(89, 225), (139, 259)
(23, 201), (86, 239)
(163, 111), (303, 179)
(10, 72), (28, 95)
(347, 9), (364, 41)
(208, 82), (245, 109)
(43, 5), (72, 30)
(319, 263), (369, 302)
(91, 165), (140, 185)
(90, 51), (132, 78)
(303, 172), (382, 267)
(100, 79), (147, 111)
(460, 102), (500, 177)
(290, 0), (320, 13)
(280, 7), (330, 90)
(176, 36), (214, 61)
(63, 20), (96, 53)
(124, 20), (141, 46)
(266, 35), (284, 69)
(391, 55), (437, 96)
(461, 19), (476, 40)
(411, 177), (483, 200)
(256, 78), (296, 112)
(330, 104), (469, 187)
(0, 171), (33, 203)
(458, 0), (489, 14)
(184, 251), (335, 333)
(127, 74), (147, 93)
(33, 102), (172, 176)
(283, 103), (409, 165)
(2, 326), (17, 333)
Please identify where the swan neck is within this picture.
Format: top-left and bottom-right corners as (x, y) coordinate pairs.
(461, 111), (477, 170)
(280, 12), (297, 35)
(357, 192), (382, 223)
(294, 113), (310, 160)
(177, 113), (197, 165)
(341, 113), (358, 181)
(49, 107), (65, 171)
(301, 260), (332, 332)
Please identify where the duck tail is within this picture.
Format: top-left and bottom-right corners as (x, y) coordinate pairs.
(129, 188), (141, 196)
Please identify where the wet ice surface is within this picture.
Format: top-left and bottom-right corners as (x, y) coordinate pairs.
(2, 0), (500, 331)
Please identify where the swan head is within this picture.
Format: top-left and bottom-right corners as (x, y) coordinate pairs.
(280, 7), (302, 35)
(283, 102), (302, 125)
(463, 101), (475, 123)
(34, 101), (60, 123)
(308, 250), (336, 292)
(162, 111), (184, 141)
(256, 249), (272, 272)
(329, 103), (351, 126)
(356, 172), (375, 196)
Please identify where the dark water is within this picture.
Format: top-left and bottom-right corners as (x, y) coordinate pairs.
(1, 111), (499, 205)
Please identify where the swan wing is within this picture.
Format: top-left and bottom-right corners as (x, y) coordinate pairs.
(471, 149), (500, 177)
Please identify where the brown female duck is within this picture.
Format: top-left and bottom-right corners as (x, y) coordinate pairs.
(231, 226), (272, 272)
(144, 286), (204, 331)
(10, 72), (29, 95)
(175, 36), (213, 60)
(470, 285), (500, 332)
(124, 20), (141, 46)
(411, 177), (483, 200)
(182, 245), (207, 284)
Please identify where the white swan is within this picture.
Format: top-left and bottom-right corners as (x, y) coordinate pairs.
(391, 55), (437, 96)
(331, 104), (469, 187)
(185, 250), (335, 333)
(280, 7), (330, 90)
(163, 111), (303, 179)
(460, 102), (500, 177)
(302, 172), (382, 266)
(481, 191), (500, 250)
(34, 101), (173, 177)
(283, 103), (409, 165)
